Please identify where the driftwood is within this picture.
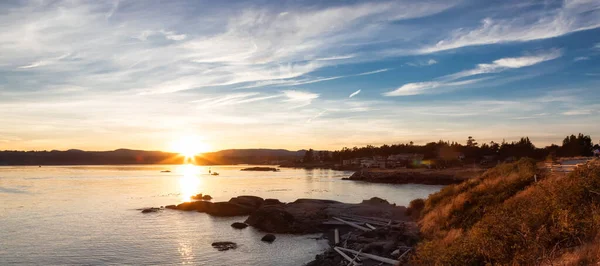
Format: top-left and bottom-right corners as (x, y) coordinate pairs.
(339, 215), (391, 227)
(332, 217), (371, 232)
(336, 247), (400, 265)
(398, 248), (412, 260)
(334, 247), (362, 266)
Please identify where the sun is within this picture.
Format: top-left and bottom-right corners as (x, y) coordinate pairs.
(170, 135), (211, 158)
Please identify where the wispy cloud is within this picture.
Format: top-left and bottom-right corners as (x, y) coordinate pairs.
(383, 78), (484, 96)
(407, 59), (438, 67)
(420, 1), (600, 53)
(282, 90), (319, 107)
(315, 54), (356, 61)
(574, 56), (590, 62)
(385, 50), (560, 97)
(349, 89), (361, 98)
(563, 109), (593, 116)
(443, 49), (562, 80)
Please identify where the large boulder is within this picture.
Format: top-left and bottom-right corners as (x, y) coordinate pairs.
(245, 205), (300, 233)
(175, 201), (212, 212)
(229, 196), (264, 209)
(206, 202), (255, 216)
(263, 198), (284, 205)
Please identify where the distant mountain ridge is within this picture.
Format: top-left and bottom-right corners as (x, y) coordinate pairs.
(0, 148), (305, 165)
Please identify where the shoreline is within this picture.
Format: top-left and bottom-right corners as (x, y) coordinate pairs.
(343, 167), (485, 185)
(150, 195), (414, 265)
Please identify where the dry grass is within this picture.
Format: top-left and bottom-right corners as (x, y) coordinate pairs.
(412, 159), (600, 265)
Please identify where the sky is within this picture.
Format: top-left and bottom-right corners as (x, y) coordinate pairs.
(0, 0), (599, 152)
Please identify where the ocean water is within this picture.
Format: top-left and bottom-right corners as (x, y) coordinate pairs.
(0, 165), (443, 265)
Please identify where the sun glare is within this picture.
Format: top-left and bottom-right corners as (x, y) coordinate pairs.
(177, 164), (202, 201)
(170, 135), (211, 158)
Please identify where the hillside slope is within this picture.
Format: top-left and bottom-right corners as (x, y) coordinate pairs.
(411, 158), (600, 265)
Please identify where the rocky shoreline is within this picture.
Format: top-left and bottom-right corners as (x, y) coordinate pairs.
(145, 195), (415, 265)
(344, 168), (484, 185)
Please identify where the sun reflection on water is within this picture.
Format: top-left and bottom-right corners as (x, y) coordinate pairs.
(176, 164), (203, 202)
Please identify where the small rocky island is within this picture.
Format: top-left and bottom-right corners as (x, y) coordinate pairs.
(240, 167), (280, 172)
(345, 167), (484, 185)
(150, 195), (416, 265)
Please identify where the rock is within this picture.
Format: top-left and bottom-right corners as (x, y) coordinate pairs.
(229, 195), (264, 209)
(261, 234), (276, 243)
(231, 222), (248, 229)
(246, 198), (407, 234)
(361, 197), (389, 205)
(190, 193), (203, 200)
(175, 200), (212, 212)
(245, 205), (299, 233)
(165, 205), (177, 209)
(202, 194), (213, 200)
(240, 167), (278, 172)
(141, 207), (160, 213)
(263, 198), (283, 205)
(206, 202), (255, 216)
(391, 249), (400, 257)
(211, 241), (237, 251)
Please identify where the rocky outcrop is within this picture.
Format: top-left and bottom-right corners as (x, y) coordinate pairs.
(240, 167), (279, 172)
(171, 196), (264, 216)
(245, 198), (407, 234)
(345, 168), (483, 185)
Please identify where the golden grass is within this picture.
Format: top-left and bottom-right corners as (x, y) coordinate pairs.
(412, 159), (600, 265)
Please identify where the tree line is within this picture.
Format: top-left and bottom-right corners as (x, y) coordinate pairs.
(303, 133), (599, 163)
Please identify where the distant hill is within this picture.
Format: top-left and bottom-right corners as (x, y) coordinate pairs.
(0, 148), (304, 166)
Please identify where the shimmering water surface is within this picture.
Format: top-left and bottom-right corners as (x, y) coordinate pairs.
(0, 165), (443, 265)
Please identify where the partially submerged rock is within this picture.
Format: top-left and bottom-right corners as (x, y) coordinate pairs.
(231, 222), (248, 229)
(211, 241), (237, 251)
(141, 207), (160, 213)
(261, 234), (276, 243)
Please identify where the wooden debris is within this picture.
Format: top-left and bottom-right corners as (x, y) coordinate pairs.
(336, 247), (400, 265)
(332, 217), (371, 232)
(334, 247), (361, 266)
(365, 223), (377, 230)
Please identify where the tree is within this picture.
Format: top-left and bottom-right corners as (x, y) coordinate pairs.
(466, 136), (478, 147)
(303, 149), (314, 163)
(559, 133), (593, 157)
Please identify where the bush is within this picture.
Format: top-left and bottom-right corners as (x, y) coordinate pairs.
(405, 198), (425, 219)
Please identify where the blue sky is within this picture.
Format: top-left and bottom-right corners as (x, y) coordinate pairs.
(0, 0), (599, 152)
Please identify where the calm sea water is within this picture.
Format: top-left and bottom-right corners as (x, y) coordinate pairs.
(0, 165), (443, 265)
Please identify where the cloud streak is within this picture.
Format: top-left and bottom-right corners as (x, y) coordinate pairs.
(420, 1), (600, 53)
(349, 89), (361, 98)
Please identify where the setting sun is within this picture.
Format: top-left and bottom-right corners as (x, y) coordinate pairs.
(170, 135), (211, 158)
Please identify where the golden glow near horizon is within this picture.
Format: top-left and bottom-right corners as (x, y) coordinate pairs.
(169, 135), (212, 158)
(177, 164), (203, 202)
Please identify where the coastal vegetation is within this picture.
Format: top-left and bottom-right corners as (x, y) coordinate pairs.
(410, 158), (600, 265)
(304, 133), (598, 165)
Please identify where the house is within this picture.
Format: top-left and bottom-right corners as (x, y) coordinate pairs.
(387, 153), (425, 168)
